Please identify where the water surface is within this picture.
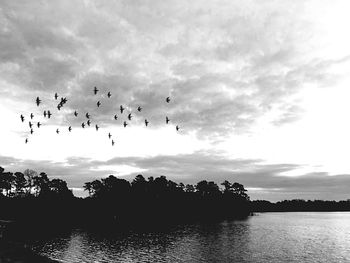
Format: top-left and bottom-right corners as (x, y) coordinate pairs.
(31, 212), (350, 262)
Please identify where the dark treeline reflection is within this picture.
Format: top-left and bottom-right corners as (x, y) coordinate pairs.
(0, 167), (250, 235)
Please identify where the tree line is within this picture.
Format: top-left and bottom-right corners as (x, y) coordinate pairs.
(0, 167), (73, 199)
(0, 167), (251, 231)
(83, 174), (249, 201)
(251, 199), (350, 212)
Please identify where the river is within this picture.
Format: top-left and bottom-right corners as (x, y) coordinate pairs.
(30, 212), (350, 262)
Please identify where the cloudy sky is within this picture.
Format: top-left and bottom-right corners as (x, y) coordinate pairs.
(1, 0), (350, 201)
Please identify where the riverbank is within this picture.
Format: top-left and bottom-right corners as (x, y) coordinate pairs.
(0, 241), (58, 263)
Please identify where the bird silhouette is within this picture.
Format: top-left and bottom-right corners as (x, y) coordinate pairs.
(47, 111), (52, 118)
(20, 115), (25, 122)
(61, 97), (67, 104)
(166, 97), (170, 103)
(107, 92), (111, 98)
(166, 116), (170, 124)
(54, 93), (58, 100)
(81, 122), (85, 128)
(94, 86), (99, 95)
(123, 121), (128, 127)
(87, 120), (91, 126)
(95, 124), (99, 131)
(176, 125), (180, 131)
(112, 140), (115, 146)
(74, 111), (78, 117)
(128, 113), (132, 120)
(120, 105), (125, 114)
(43, 111), (47, 118)
(137, 106), (142, 112)
(30, 128), (34, 134)
(37, 122), (41, 128)
(145, 119), (149, 127)
(36, 97), (41, 106)
(56, 128), (59, 134)
(86, 113), (90, 119)
(29, 121), (33, 128)
(57, 104), (61, 111)
(25, 138), (28, 144)
(97, 101), (101, 107)
(68, 126), (72, 132)
(108, 133), (112, 139)
(30, 113), (34, 119)
(114, 115), (118, 120)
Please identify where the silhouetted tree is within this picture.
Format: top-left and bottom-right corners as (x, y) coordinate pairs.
(83, 182), (93, 197)
(23, 169), (37, 195)
(102, 175), (131, 199)
(196, 180), (220, 198)
(131, 174), (148, 196)
(231, 182), (249, 201)
(50, 179), (73, 198)
(0, 169), (14, 197)
(33, 172), (50, 197)
(14, 172), (26, 197)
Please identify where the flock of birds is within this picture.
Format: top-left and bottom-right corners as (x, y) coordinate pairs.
(20, 87), (180, 146)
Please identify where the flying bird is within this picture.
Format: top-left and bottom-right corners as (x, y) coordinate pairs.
(68, 126), (72, 132)
(120, 105), (125, 114)
(114, 115), (118, 120)
(108, 133), (112, 139)
(30, 128), (34, 135)
(37, 122), (41, 128)
(56, 129), (59, 134)
(128, 113), (132, 120)
(95, 124), (99, 131)
(137, 106), (142, 112)
(166, 116), (170, 124)
(25, 138), (28, 144)
(97, 101), (101, 107)
(107, 92), (111, 98)
(43, 111), (47, 118)
(47, 111), (52, 118)
(112, 140), (115, 146)
(54, 93), (58, 100)
(20, 115), (25, 122)
(29, 121), (33, 128)
(176, 125), (180, 131)
(81, 123), (85, 128)
(74, 111), (78, 117)
(57, 104), (61, 111)
(166, 97), (170, 103)
(60, 97), (67, 106)
(87, 120), (91, 126)
(145, 119), (149, 127)
(123, 121), (128, 127)
(30, 113), (34, 119)
(86, 113), (90, 119)
(94, 86), (99, 95)
(36, 97), (41, 106)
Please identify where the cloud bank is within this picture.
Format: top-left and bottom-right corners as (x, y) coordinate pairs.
(1, 0), (350, 200)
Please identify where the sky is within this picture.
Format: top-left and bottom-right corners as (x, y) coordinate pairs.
(1, 0), (350, 201)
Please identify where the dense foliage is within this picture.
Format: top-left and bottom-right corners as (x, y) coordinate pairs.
(83, 175), (250, 226)
(0, 167), (250, 231)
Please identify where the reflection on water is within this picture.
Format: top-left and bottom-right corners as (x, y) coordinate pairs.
(32, 212), (350, 262)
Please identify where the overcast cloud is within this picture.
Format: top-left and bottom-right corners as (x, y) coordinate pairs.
(1, 0), (350, 201)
